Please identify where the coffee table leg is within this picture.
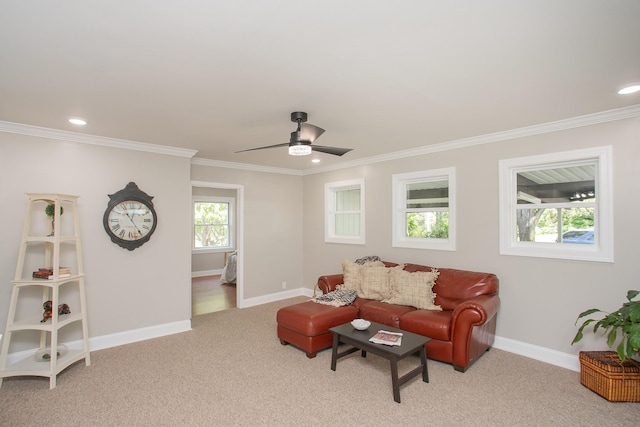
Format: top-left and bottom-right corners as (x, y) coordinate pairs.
(330, 332), (340, 371)
(421, 347), (429, 383)
(390, 359), (401, 403)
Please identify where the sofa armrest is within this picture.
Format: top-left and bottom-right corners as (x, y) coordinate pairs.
(451, 294), (500, 327)
(317, 274), (344, 294)
(450, 294), (501, 370)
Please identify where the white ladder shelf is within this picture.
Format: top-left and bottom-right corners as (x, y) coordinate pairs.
(0, 193), (90, 389)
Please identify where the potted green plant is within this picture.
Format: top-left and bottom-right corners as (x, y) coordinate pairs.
(572, 290), (640, 361)
(45, 203), (63, 236)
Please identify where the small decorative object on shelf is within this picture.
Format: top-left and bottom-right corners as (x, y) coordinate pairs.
(41, 300), (71, 323)
(34, 345), (68, 363)
(45, 203), (63, 236)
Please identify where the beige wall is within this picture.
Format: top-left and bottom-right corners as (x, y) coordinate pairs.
(190, 165), (304, 300)
(0, 133), (192, 351)
(302, 116), (640, 357)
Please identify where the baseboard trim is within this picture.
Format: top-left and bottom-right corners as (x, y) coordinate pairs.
(5, 319), (192, 365)
(192, 269), (223, 278)
(238, 287), (313, 308)
(493, 336), (580, 372)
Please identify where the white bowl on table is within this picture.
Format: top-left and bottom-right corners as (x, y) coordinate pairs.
(351, 319), (371, 331)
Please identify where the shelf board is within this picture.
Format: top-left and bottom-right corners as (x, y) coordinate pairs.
(8, 313), (84, 332)
(0, 349), (88, 379)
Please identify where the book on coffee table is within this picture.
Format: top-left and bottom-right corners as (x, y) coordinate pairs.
(369, 330), (403, 346)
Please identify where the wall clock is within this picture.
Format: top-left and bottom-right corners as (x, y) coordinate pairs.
(103, 182), (157, 251)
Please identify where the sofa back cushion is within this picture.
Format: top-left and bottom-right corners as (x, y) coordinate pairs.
(402, 263), (498, 311)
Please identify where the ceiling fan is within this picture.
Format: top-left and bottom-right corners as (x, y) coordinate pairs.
(235, 112), (353, 157)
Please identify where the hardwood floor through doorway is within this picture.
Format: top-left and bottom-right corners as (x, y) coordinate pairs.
(191, 275), (237, 316)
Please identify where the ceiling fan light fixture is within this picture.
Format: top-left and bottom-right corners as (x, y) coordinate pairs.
(289, 145), (312, 156)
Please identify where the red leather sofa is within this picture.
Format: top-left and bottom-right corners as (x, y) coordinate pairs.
(277, 261), (500, 372)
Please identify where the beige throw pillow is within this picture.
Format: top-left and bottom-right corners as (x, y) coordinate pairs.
(341, 258), (385, 294)
(359, 266), (395, 300)
(383, 268), (442, 310)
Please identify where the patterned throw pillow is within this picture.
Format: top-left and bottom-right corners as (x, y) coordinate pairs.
(383, 268), (442, 310)
(341, 258), (385, 294)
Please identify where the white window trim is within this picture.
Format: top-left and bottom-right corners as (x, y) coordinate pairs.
(499, 146), (613, 262)
(192, 196), (235, 253)
(392, 167), (456, 251)
(325, 178), (365, 245)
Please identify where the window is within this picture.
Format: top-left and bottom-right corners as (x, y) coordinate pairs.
(392, 168), (456, 251)
(325, 179), (365, 244)
(499, 146), (613, 262)
(193, 196), (234, 251)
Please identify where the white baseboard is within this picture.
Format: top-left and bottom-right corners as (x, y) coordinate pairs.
(493, 336), (580, 372)
(5, 319), (192, 365)
(192, 269), (223, 278)
(239, 287), (313, 308)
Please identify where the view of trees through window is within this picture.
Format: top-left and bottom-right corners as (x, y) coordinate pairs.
(515, 164), (596, 244)
(193, 201), (230, 248)
(405, 179), (449, 239)
(407, 212), (449, 238)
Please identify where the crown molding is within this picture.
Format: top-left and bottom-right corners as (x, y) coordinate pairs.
(3, 103), (638, 173)
(302, 103), (640, 175)
(0, 120), (198, 158)
(191, 157), (303, 176)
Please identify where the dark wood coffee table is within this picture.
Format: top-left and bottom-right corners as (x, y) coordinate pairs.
(329, 321), (431, 403)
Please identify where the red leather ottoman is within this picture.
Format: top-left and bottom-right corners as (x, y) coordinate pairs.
(277, 301), (358, 358)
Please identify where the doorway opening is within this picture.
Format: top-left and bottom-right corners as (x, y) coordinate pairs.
(191, 181), (244, 316)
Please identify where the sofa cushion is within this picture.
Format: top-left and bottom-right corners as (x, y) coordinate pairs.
(382, 267), (442, 310)
(341, 258), (385, 293)
(399, 309), (452, 341)
(276, 301), (358, 337)
(359, 300), (416, 328)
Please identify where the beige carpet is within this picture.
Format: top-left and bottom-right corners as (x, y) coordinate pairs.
(1, 296), (638, 426)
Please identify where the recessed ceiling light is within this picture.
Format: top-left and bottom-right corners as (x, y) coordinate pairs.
(68, 118), (87, 125)
(312, 159), (320, 163)
(618, 84), (640, 95)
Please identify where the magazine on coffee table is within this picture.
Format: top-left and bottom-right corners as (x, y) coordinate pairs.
(369, 330), (403, 346)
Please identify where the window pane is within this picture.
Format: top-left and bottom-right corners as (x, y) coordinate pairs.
(406, 212), (449, 238)
(335, 213), (360, 236)
(194, 201), (230, 248)
(406, 180), (448, 208)
(194, 225), (229, 247)
(336, 189), (360, 211)
(516, 164), (595, 205)
(516, 206), (594, 243)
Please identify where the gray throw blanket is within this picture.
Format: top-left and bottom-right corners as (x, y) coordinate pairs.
(311, 289), (357, 307)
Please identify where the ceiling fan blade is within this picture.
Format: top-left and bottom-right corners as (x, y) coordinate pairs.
(311, 145), (353, 156)
(235, 142), (289, 153)
(299, 123), (325, 142)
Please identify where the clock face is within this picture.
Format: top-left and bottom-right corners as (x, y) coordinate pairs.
(106, 200), (156, 242)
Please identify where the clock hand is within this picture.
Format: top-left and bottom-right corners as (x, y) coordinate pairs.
(125, 212), (143, 235)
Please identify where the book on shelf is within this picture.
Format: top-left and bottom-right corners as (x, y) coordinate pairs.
(369, 330), (403, 346)
(32, 267), (72, 279)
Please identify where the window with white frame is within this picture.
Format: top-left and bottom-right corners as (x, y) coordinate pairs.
(193, 196), (234, 251)
(392, 167), (456, 251)
(325, 179), (365, 244)
(499, 146), (613, 262)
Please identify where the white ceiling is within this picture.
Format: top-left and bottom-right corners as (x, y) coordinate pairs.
(1, 1), (639, 171)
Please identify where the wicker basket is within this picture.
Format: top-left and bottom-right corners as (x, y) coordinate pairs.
(579, 351), (640, 402)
